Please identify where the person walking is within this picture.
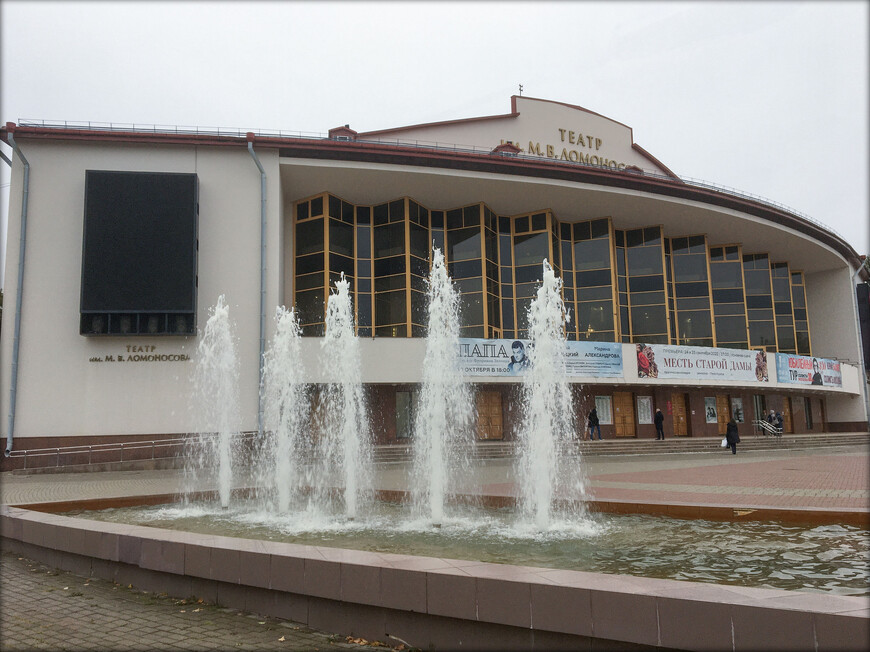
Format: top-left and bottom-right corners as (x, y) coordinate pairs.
(775, 412), (784, 434)
(587, 407), (602, 440)
(654, 408), (665, 440)
(725, 417), (740, 455)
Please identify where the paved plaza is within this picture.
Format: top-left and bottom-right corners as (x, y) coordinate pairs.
(1, 443), (868, 651)
(0, 550), (379, 652)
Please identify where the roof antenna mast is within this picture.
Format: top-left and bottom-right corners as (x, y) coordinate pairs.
(518, 84), (523, 96)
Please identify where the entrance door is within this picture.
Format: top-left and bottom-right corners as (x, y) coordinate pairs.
(477, 390), (504, 440)
(716, 395), (731, 435)
(753, 395), (767, 424)
(782, 397), (793, 434)
(671, 392), (690, 436)
(613, 391), (636, 437)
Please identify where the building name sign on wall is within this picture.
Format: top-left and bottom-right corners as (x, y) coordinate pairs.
(88, 344), (191, 363)
(500, 128), (632, 170)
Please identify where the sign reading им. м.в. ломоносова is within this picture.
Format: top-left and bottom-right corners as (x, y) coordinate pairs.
(775, 353), (842, 387)
(456, 339), (622, 377)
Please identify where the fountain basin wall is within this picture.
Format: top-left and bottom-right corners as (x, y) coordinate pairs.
(2, 504), (867, 651)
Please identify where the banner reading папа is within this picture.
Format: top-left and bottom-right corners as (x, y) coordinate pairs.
(457, 338), (623, 377)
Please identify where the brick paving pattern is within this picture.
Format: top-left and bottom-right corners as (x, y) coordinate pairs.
(589, 451), (870, 509)
(0, 551), (391, 652)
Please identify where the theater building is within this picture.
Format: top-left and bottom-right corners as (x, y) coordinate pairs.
(1, 96), (867, 468)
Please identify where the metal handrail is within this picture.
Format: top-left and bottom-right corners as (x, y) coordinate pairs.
(7, 432), (260, 470)
(752, 419), (783, 437)
(14, 118), (847, 243)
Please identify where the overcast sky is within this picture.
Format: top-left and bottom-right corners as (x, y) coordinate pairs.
(1, 1), (867, 289)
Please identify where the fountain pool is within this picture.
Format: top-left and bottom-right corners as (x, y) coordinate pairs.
(67, 498), (870, 596)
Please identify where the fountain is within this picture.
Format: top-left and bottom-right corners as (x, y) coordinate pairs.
(316, 273), (372, 519)
(187, 294), (239, 509)
(515, 259), (586, 530)
(6, 264), (865, 652)
(258, 306), (308, 513)
(410, 247), (474, 526)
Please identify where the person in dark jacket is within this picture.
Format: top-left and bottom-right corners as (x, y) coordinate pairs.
(654, 408), (665, 440)
(725, 418), (740, 455)
(775, 412), (784, 433)
(587, 408), (602, 440)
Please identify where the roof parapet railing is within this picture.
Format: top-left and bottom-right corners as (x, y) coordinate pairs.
(13, 119), (846, 242)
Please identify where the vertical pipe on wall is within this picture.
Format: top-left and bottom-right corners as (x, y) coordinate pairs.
(247, 134), (266, 437)
(852, 259), (870, 426)
(4, 132), (30, 456)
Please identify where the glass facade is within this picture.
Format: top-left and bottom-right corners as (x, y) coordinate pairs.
(709, 245), (749, 349)
(743, 253), (777, 350)
(292, 193), (812, 354)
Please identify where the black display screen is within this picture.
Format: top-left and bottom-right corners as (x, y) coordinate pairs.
(80, 170), (198, 335)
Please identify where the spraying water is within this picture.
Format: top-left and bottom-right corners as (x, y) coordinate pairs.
(515, 260), (585, 530)
(411, 247), (474, 525)
(258, 306), (308, 513)
(189, 295), (240, 509)
(318, 273), (372, 519)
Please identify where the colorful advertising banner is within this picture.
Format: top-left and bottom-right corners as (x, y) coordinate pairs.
(775, 354), (842, 387)
(457, 338), (623, 377)
(635, 343), (769, 383)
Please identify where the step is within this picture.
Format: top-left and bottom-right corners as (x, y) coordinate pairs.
(371, 432), (869, 463)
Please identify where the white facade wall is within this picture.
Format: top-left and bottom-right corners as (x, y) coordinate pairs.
(296, 339), (860, 399)
(1, 139), (282, 441)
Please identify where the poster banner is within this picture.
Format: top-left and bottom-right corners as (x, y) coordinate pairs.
(635, 343), (769, 383)
(457, 338), (623, 377)
(636, 396), (653, 424)
(704, 397), (718, 423)
(775, 354), (842, 387)
(731, 397), (745, 423)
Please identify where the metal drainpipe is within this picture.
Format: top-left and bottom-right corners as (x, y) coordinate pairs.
(852, 258), (870, 428)
(247, 134), (266, 437)
(4, 132), (30, 456)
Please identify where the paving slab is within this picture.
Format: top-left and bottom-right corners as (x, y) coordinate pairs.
(0, 550), (392, 652)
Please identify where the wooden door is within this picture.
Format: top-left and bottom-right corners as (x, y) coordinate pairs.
(477, 391), (504, 440)
(716, 395), (731, 435)
(613, 392), (636, 437)
(782, 397), (793, 434)
(671, 392), (689, 436)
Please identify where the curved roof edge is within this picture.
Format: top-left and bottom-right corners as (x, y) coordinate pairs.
(0, 122), (861, 271)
